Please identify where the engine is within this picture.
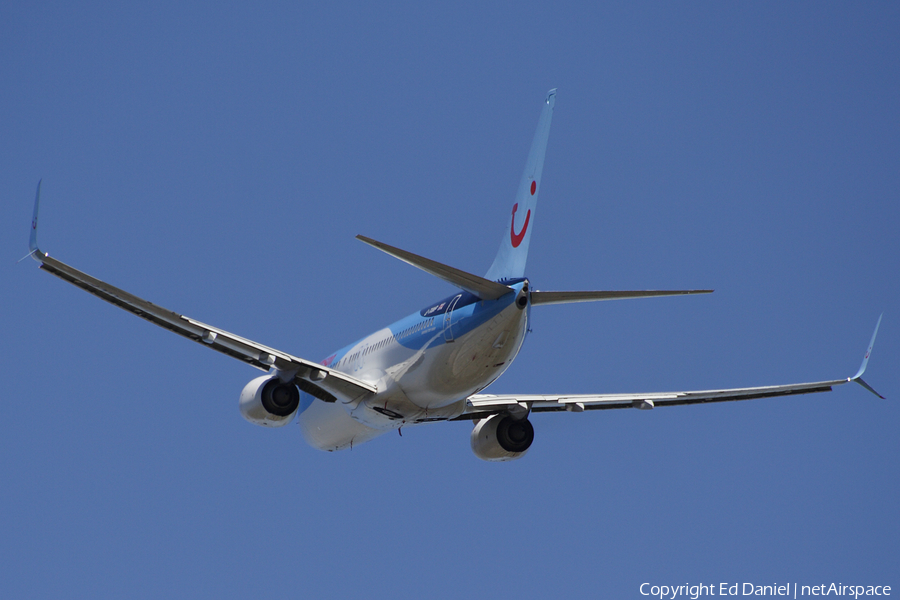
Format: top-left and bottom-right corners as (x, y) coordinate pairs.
(470, 414), (534, 461)
(239, 375), (301, 427)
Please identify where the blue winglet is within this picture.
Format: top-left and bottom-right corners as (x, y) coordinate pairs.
(30, 179), (41, 253)
(19, 180), (45, 264)
(850, 314), (885, 399)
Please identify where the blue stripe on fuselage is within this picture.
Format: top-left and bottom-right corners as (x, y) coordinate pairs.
(322, 282), (524, 366)
(398, 284), (520, 349)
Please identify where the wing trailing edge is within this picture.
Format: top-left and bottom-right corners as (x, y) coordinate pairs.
(460, 314), (886, 418)
(26, 182), (376, 404)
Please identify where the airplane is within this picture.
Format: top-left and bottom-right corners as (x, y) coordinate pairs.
(25, 89), (885, 461)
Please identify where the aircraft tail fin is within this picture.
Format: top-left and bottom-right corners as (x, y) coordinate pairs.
(484, 89), (556, 282)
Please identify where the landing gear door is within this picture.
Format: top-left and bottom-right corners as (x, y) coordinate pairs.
(443, 294), (462, 342)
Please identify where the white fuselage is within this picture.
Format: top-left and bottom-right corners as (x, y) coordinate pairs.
(297, 281), (530, 451)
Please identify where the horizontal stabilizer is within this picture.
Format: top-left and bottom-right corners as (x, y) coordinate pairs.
(530, 289), (713, 306)
(356, 235), (513, 301)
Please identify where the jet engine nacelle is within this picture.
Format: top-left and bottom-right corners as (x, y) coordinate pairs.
(239, 375), (301, 427)
(470, 414), (534, 461)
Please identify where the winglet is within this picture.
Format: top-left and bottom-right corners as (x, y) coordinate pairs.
(850, 313), (885, 399)
(546, 88), (557, 106)
(20, 180), (45, 263)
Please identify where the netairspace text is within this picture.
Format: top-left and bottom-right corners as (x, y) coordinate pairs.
(639, 583), (891, 600)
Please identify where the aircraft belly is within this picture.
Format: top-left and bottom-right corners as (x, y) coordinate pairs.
(297, 397), (385, 451)
(343, 371), (464, 428)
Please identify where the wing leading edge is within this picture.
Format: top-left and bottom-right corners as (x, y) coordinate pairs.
(27, 183), (376, 404)
(460, 316), (885, 419)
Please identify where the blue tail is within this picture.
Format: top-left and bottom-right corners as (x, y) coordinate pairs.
(484, 89), (556, 282)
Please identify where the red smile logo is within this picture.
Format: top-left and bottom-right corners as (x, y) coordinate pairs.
(510, 203), (531, 248)
(510, 180), (536, 248)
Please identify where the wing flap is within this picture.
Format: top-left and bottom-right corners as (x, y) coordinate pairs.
(461, 313), (884, 418)
(36, 254), (376, 403)
(461, 379), (847, 419)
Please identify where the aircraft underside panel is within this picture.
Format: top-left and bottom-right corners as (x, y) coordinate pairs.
(296, 396), (385, 451)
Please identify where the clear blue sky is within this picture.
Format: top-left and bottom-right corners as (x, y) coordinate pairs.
(2, 2), (898, 598)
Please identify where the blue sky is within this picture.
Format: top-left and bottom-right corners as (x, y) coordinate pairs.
(2, 2), (898, 598)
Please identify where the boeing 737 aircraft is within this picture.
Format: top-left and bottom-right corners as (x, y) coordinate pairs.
(26, 90), (884, 460)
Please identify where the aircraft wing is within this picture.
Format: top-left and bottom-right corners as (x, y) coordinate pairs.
(461, 315), (885, 418)
(26, 183), (376, 404)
